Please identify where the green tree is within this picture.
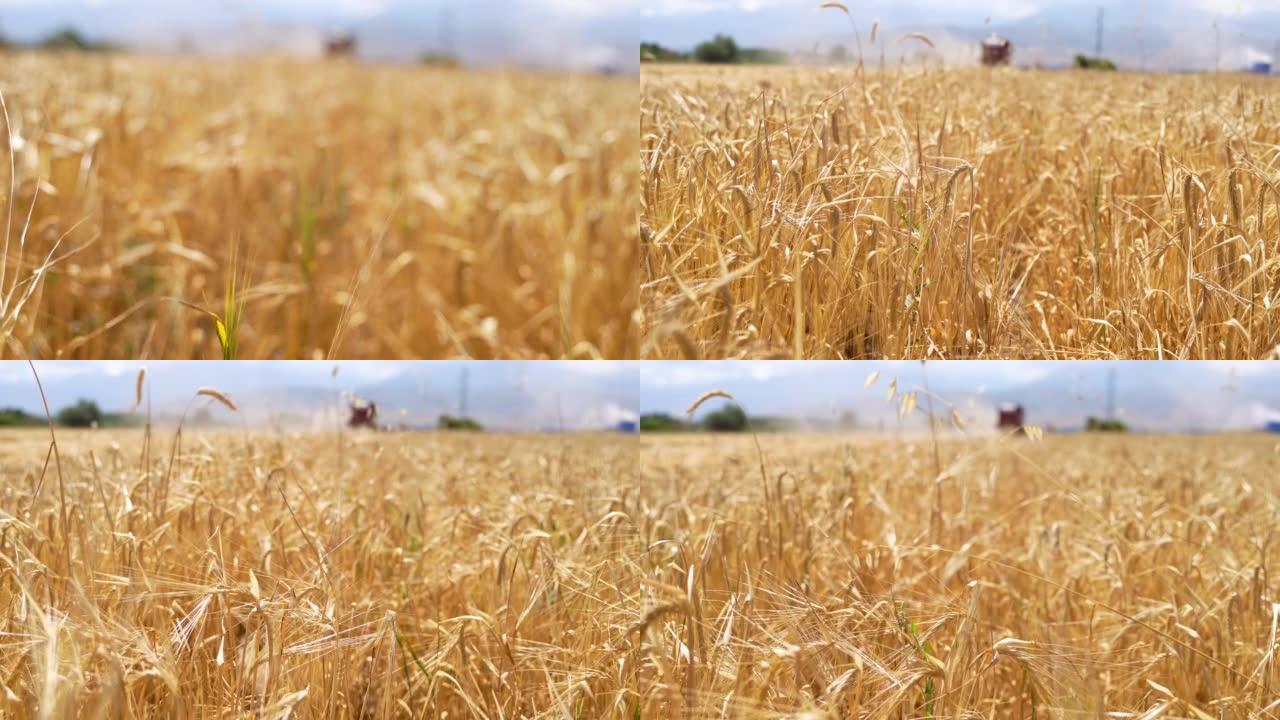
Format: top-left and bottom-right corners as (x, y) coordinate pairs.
(1085, 417), (1128, 432)
(439, 415), (483, 431)
(639, 413), (688, 432)
(702, 403), (748, 432)
(0, 408), (38, 427)
(420, 52), (460, 68)
(829, 44), (849, 64)
(1074, 54), (1117, 71)
(37, 26), (117, 52)
(642, 42), (688, 62)
(694, 34), (738, 64)
(41, 27), (92, 51)
(56, 399), (103, 428)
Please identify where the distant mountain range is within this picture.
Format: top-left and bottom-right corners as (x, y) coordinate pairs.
(638, 1), (1280, 71)
(2, 360), (1275, 434)
(0, 362), (638, 431)
(637, 362), (1280, 433)
(8, 0), (1269, 73)
(0, 0), (637, 71)
(974, 2), (1280, 70)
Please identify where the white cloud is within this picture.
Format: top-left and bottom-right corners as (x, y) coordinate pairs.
(906, 0), (1040, 20)
(330, 361), (406, 383)
(1202, 361), (1275, 377)
(265, 0), (391, 18)
(1193, 0), (1279, 15)
(590, 401), (640, 426)
(612, 0), (1041, 19)
(14, 361), (138, 381)
(636, 361), (809, 387)
(552, 361), (630, 378)
(546, 0), (789, 16)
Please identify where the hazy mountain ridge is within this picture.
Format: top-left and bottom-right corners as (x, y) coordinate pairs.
(0, 363), (637, 431)
(0, 0), (635, 70)
(637, 1), (1280, 70)
(637, 363), (1280, 432)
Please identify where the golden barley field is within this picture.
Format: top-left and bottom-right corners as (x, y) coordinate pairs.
(5, 421), (1279, 717)
(0, 53), (637, 360)
(641, 64), (1280, 360)
(0, 426), (641, 718)
(634, 431), (1280, 717)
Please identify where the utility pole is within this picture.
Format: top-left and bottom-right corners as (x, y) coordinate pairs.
(1214, 19), (1221, 72)
(1095, 6), (1104, 57)
(459, 366), (469, 418)
(418, 378), (430, 428)
(1222, 367), (1239, 429)
(440, 4), (456, 56)
(1040, 19), (1049, 68)
(1137, 0), (1147, 70)
(1105, 368), (1117, 422)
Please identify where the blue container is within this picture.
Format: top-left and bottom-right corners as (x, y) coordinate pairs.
(1251, 62), (1272, 75)
(617, 420), (639, 434)
(1266, 421), (1280, 434)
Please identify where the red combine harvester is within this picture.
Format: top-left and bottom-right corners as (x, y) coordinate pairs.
(348, 400), (378, 430)
(982, 33), (1012, 66)
(325, 33), (358, 59)
(997, 404), (1026, 435)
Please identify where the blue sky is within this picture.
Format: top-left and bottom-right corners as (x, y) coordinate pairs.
(3, 361), (1278, 433)
(0, 0), (637, 68)
(634, 0), (1280, 69)
(0, 361), (637, 431)
(0, 0), (1270, 69)
(626, 0), (1265, 19)
(636, 361), (1280, 432)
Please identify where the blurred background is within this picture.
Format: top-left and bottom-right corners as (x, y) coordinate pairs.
(0, 361), (639, 432)
(638, 361), (1280, 435)
(8, 361), (1277, 435)
(0, 0), (637, 72)
(638, 0), (1280, 73)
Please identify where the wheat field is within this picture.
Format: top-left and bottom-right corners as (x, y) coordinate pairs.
(0, 425), (641, 718)
(632, 431), (1280, 717)
(641, 65), (1280, 360)
(4, 418), (1278, 717)
(0, 53), (637, 360)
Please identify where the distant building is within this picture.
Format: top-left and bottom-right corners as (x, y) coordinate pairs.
(325, 33), (357, 59)
(997, 404), (1026, 434)
(1251, 61), (1273, 75)
(981, 33), (1012, 66)
(616, 420), (639, 434)
(1265, 421), (1280, 434)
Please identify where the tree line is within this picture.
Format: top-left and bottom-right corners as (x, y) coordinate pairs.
(640, 403), (795, 433)
(0, 400), (135, 429)
(0, 26), (119, 53)
(641, 35), (803, 65)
